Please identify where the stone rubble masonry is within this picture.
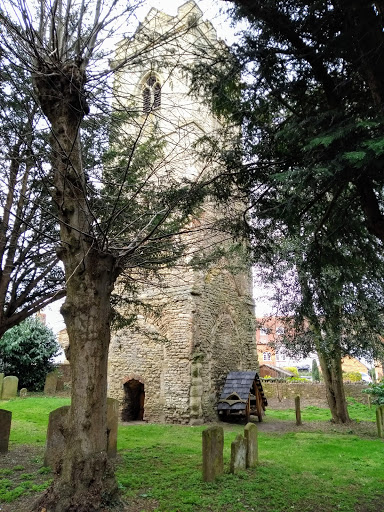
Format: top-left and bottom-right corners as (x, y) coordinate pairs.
(1, 376), (18, 399)
(261, 381), (370, 403)
(106, 1), (258, 424)
(0, 409), (12, 453)
(202, 426), (224, 482)
(19, 388), (27, 398)
(230, 433), (247, 474)
(44, 371), (58, 395)
(244, 422), (258, 468)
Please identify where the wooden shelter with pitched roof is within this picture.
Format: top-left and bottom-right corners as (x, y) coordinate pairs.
(217, 371), (268, 422)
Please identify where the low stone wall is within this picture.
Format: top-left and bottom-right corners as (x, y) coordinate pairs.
(261, 381), (369, 404)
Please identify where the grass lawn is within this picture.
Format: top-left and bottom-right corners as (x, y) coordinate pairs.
(0, 396), (383, 511)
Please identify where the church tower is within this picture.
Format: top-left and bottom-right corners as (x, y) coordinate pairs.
(107, 1), (258, 424)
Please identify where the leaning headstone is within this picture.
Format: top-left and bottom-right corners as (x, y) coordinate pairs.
(295, 395), (302, 426)
(0, 409), (12, 453)
(202, 426), (224, 482)
(1, 376), (18, 399)
(0, 373), (4, 398)
(44, 371), (58, 395)
(107, 398), (119, 458)
(244, 422), (258, 468)
(230, 433), (247, 474)
(19, 388), (27, 398)
(44, 406), (70, 468)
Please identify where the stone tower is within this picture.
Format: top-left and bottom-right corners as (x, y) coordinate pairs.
(107, 1), (258, 424)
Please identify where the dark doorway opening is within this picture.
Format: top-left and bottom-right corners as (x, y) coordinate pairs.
(122, 380), (145, 421)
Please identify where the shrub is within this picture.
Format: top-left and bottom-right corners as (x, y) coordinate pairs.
(0, 317), (60, 390)
(343, 371), (362, 382)
(362, 381), (384, 405)
(283, 366), (299, 377)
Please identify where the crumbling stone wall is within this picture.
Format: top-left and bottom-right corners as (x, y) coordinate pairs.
(107, 2), (258, 424)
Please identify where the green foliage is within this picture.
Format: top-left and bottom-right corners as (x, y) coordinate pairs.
(363, 382), (384, 405)
(343, 371), (362, 382)
(283, 366), (299, 377)
(311, 359), (320, 382)
(287, 377), (308, 382)
(0, 318), (60, 390)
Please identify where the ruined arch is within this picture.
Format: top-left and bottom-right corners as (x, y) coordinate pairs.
(121, 374), (146, 421)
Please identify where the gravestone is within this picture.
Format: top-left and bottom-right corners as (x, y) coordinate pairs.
(56, 376), (65, 392)
(202, 426), (224, 482)
(44, 371), (58, 395)
(107, 398), (119, 458)
(0, 373), (4, 398)
(44, 406), (70, 468)
(244, 422), (258, 468)
(230, 433), (247, 474)
(2, 376), (18, 399)
(0, 409), (12, 453)
(19, 388), (27, 398)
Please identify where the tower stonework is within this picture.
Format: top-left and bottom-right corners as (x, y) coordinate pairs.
(107, 1), (258, 424)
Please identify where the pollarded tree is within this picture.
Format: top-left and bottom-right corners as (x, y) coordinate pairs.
(0, 2), (224, 510)
(0, 57), (65, 337)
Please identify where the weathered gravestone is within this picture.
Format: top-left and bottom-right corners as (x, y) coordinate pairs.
(0, 409), (12, 453)
(1, 376), (18, 399)
(44, 371), (58, 395)
(244, 422), (258, 468)
(202, 426), (224, 482)
(45, 401), (119, 468)
(19, 388), (27, 398)
(56, 376), (65, 392)
(230, 433), (247, 474)
(44, 405), (70, 468)
(107, 398), (119, 458)
(0, 373), (4, 398)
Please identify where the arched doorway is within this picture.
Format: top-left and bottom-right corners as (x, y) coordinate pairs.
(122, 379), (145, 421)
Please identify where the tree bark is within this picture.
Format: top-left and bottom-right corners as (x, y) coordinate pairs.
(32, 62), (120, 511)
(317, 345), (351, 424)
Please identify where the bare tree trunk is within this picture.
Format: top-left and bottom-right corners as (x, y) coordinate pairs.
(318, 346), (351, 424)
(32, 62), (120, 512)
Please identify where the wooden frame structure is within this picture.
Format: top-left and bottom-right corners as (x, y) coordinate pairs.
(217, 371), (268, 422)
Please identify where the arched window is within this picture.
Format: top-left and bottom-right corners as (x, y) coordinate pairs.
(263, 352), (271, 361)
(142, 75), (161, 113)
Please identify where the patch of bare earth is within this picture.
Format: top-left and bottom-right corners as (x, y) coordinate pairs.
(0, 445), (47, 512)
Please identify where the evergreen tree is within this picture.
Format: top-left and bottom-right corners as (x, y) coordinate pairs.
(191, 1), (384, 422)
(0, 317), (60, 390)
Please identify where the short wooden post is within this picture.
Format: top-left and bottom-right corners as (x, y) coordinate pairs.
(295, 395), (302, 426)
(376, 407), (383, 438)
(367, 395), (371, 409)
